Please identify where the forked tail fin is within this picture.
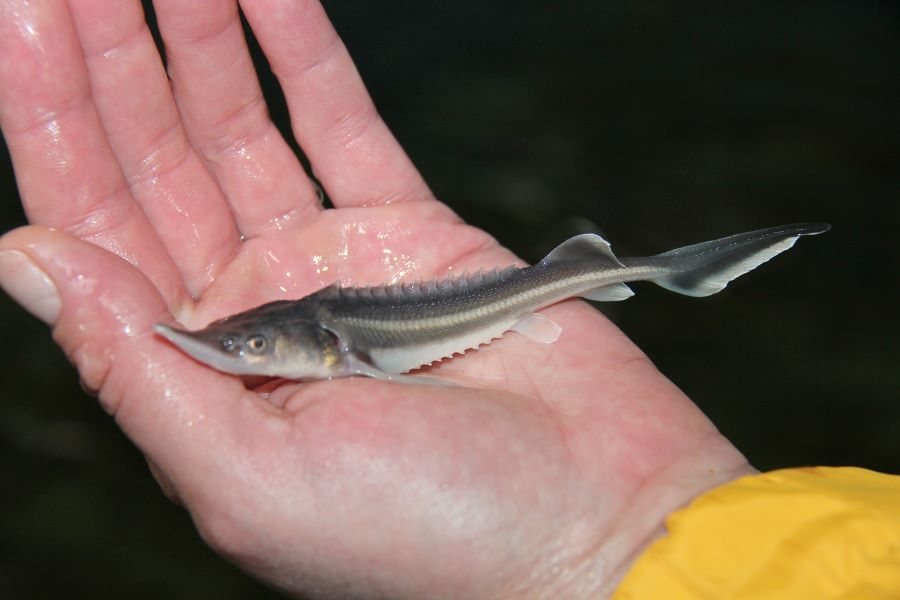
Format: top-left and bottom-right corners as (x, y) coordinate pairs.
(650, 223), (830, 297)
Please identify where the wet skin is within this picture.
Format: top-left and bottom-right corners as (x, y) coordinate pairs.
(0, 2), (756, 598)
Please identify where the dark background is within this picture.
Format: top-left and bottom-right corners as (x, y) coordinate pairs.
(2, 1), (897, 597)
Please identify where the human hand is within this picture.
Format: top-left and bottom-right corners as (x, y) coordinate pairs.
(0, 1), (753, 597)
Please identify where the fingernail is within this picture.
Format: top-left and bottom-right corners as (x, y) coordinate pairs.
(0, 250), (61, 325)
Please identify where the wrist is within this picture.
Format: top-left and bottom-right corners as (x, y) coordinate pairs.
(503, 434), (755, 599)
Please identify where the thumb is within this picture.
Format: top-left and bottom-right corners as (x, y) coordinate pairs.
(0, 225), (171, 404)
(0, 226), (273, 507)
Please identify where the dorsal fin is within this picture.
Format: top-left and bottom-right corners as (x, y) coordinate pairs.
(541, 233), (625, 268)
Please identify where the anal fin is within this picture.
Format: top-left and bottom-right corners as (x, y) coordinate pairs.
(582, 282), (634, 302)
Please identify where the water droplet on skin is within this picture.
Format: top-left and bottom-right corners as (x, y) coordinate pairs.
(267, 210), (296, 231)
(186, 420), (193, 427)
(46, 120), (61, 141)
(15, 15), (41, 43)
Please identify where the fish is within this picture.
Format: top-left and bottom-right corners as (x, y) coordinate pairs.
(155, 223), (830, 383)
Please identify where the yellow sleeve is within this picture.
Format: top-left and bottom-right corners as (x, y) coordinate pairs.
(613, 467), (900, 599)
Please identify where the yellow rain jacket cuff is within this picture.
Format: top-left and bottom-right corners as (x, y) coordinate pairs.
(613, 467), (900, 599)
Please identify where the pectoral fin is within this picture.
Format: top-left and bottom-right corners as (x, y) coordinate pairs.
(341, 352), (455, 386)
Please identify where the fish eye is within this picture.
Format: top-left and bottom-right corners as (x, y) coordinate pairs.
(245, 335), (268, 354)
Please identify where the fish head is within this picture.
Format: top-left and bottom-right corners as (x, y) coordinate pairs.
(155, 311), (345, 380)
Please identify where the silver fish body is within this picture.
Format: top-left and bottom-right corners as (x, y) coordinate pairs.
(155, 223), (830, 382)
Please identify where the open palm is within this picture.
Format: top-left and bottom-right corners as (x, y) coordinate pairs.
(0, 2), (752, 598)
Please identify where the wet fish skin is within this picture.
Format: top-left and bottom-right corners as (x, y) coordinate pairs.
(155, 223), (830, 383)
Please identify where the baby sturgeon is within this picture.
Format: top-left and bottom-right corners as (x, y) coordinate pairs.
(155, 223), (829, 383)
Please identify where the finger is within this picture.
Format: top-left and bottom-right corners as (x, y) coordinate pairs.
(0, 225), (284, 510)
(65, 0), (241, 294)
(146, 457), (183, 506)
(240, 0), (434, 208)
(0, 0), (185, 306)
(153, 0), (322, 235)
